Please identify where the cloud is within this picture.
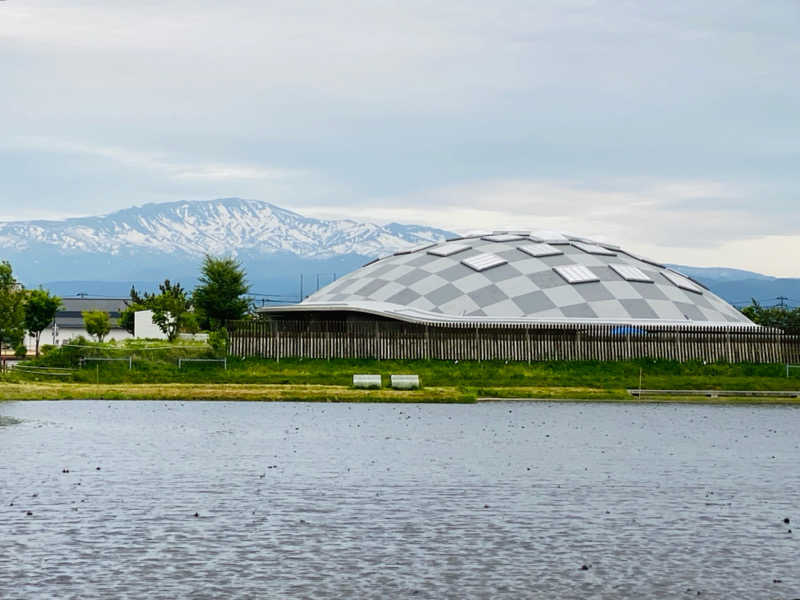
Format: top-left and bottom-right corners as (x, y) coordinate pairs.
(1, 1), (798, 275)
(304, 175), (799, 275)
(9, 137), (300, 183)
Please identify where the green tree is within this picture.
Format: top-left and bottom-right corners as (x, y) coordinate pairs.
(193, 256), (251, 330)
(119, 285), (145, 335)
(82, 310), (111, 342)
(118, 305), (139, 335)
(0, 261), (26, 354)
(24, 289), (62, 357)
(741, 300), (800, 332)
(124, 280), (193, 341)
(149, 280), (192, 341)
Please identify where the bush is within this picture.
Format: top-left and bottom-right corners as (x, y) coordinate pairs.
(40, 344), (56, 356)
(208, 329), (228, 355)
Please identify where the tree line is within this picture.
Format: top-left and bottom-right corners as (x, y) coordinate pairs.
(740, 300), (800, 333)
(0, 255), (252, 356)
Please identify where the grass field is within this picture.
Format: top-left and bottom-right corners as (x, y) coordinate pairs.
(2, 339), (799, 403)
(0, 382), (474, 403)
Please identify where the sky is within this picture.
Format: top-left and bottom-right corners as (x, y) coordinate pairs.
(1, 0), (798, 275)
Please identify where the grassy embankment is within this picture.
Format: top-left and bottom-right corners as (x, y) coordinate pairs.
(1, 339), (799, 402)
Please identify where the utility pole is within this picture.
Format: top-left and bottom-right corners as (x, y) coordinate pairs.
(299, 274), (304, 302)
(777, 296), (789, 309)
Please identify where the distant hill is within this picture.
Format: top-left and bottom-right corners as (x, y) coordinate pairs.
(2, 198), (797, 306)
(669, 265), (800, 309)
(0, 197), (455, 298)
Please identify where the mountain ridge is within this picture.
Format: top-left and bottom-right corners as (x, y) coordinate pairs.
(0, 197), (455, 259)
(2, 198), (798, 306)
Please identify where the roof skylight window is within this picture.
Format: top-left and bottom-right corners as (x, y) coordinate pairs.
(531, 230), (569, 242)
(661, 270), (703, 294)
(518, 243), (563, 258)
(462, 253), (507, 272)
(482, 234), (526, 243)
(572, 241), (617, 256)
(610, 264), (653, 283)
(621, 250), (665, 268)
(553, 265), (600, 284)
(408, 242), (436, 253)
(427, 244), (471, 257)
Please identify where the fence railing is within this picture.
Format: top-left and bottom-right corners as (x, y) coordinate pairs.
(227, 320), (800, 364)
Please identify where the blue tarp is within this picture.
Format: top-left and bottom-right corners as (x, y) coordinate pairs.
(610, 326), (648, 335)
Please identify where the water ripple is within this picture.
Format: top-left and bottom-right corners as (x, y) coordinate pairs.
(0, 401), (798, 599)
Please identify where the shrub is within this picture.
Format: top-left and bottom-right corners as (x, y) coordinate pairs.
(209, 329), (228, 355)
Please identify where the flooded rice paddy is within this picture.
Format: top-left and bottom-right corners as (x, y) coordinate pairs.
(1, 400), (799, 599)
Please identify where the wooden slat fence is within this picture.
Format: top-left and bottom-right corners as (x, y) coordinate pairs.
(227, 320), (800, 364)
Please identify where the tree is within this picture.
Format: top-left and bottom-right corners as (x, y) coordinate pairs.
(193, 255), (251, 330)
(123, 280), (193, 341)
(24, 289), (61, 357)
(118, 305), (139, 335)
(741, 300), (800, 332)
(0, 261), (26, 354)
(119, 285), (145, 334)
(148, 280), (192, 341)
(83, 310), (111, 342)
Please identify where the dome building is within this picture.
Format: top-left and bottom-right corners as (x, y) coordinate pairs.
(260, 231), (753, 328)
(235, 231), (782, 363)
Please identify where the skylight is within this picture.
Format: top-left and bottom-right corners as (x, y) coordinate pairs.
(427, 244), (471, 257)
(609, 264), (653, 282)
(553, 265), (599, 284)
(572, 241), (617, 256)
(482, 234), (526, 243)
(462, 253), (507, 272)
(661, 270), (703, 294)
(395, 242), (435, 255)
(518, 243), (563, 258)
(531, 230), (569, 242)
(621, 250), (665, 268)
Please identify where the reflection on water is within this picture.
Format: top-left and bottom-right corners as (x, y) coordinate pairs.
(1, 400), (798, 599)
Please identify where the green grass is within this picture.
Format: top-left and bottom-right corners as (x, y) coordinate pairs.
(2, 340), (799, 402)
(0, 382), (475, 403)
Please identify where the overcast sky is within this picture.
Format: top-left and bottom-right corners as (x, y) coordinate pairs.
(1, 1), (798, 275)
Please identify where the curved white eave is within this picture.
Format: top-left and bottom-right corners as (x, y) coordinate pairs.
(257, 301), (760, 330)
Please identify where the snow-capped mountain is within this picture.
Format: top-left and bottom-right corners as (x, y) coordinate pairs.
(4, 198), (796, 306)
(0, 198), (455, 294)
(0, 198), (454, 259)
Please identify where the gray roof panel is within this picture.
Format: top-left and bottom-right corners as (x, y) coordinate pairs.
(262, 235), (756, 327)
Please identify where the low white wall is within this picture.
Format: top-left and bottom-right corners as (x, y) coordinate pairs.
(25, 327), (133, 349)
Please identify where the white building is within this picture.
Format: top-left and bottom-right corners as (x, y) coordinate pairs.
(133, 309), (168, 340)
(25, 297), (133, 350)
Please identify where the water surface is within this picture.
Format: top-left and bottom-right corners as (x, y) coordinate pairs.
(1, 400), (798, 599)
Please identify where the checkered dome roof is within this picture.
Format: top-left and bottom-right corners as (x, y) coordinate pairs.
(287, 234), (755, 327)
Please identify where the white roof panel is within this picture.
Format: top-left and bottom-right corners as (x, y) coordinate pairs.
(462, 253), (507, 272)
(428, 244), (471, 257)
(661, 270), (703, 294)
(610, 263), (653, 282)
(518, 243), (563, 258)
(554, 265), (600, 284)
(572, 241), (617, 256)
(482, 234), (526, 243)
